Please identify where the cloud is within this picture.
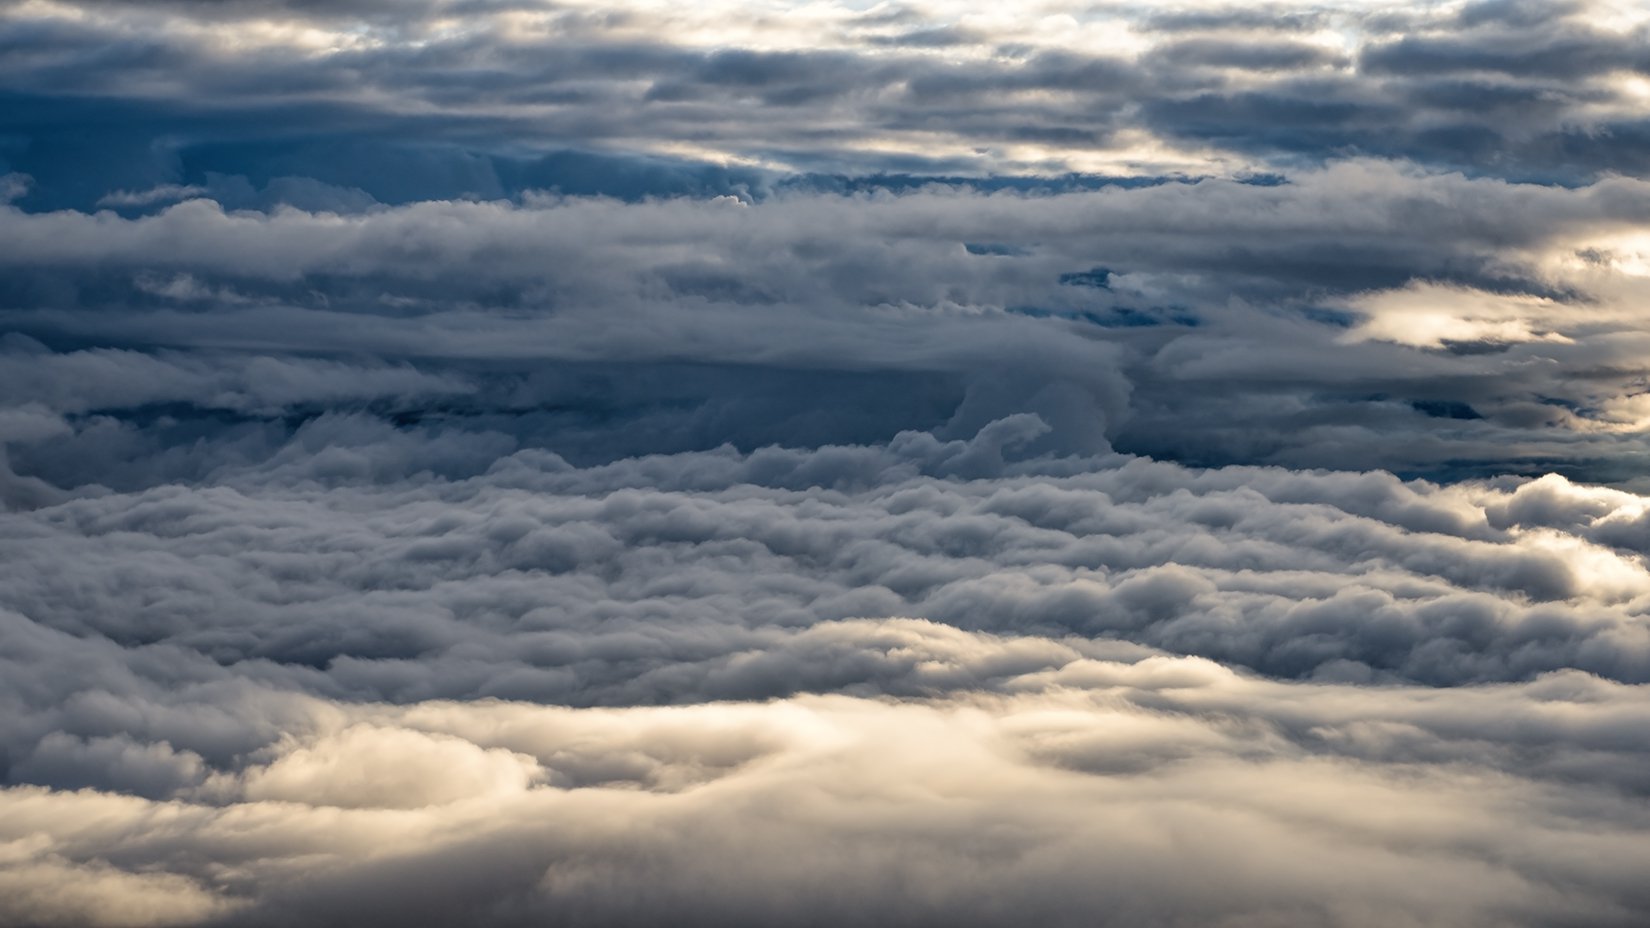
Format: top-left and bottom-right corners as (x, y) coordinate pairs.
(1337, 282), (1577, 349)
(2, 425), (1648, 734)
(2, 634), (1650, 926)
(3, 162), (1650, 481)
(5, 1), (1650, 924)
(5, 300), (1650, 927)
(2, 0), (1648, 208)
(96, 184), (210, 208)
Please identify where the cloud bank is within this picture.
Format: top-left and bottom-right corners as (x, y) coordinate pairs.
(4, 160), (1650, 484)
(4, 430), (1650, 925)
(4, 0), (1650, 204)
(4, 0), (1650, 925)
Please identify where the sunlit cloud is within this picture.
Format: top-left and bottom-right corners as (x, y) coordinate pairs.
(5, 0), (1650, 924)
(1339, 283), (1576, 349)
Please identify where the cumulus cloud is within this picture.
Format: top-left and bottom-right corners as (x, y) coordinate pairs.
(7, 426), (1650, 703)
(2, 627), (1650, 927)
(6, 0), (1650, 924)
(3, 162), (1650, 481)
(1, 415), (1648, 926)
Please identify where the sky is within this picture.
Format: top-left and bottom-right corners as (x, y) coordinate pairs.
(2, 0), (1650, 925)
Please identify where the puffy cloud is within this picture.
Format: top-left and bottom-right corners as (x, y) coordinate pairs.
(4, 162), (1650, 481)
(6, 0), (1650, 923)
(9, 426), (1650, 684)
(242, 725), (542, 808)
(2, 407), (1649, 924)
(1, 426), (1648, 713)
(3, 642), (1650, 927)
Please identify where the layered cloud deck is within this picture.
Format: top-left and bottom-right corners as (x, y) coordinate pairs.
(3, 1), (1650, 926)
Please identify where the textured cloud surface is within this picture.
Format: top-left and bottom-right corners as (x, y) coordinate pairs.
(5, 434), (1650, 926)
(4, 0), (1650, 925)
(7, 164), (1650, 484)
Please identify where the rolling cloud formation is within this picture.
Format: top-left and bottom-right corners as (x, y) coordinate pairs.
(3, 0), (1650, 925)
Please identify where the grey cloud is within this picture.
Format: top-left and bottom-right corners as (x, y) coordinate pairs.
(3, 423), (1648, 728)
(6, 2), (1650, 923)
(3, 165), (1650, 481)
(2, 414), (1649, 924)
(1360, 23), (1647, 80)
(3, 627), (1650, 926)
(1140, 8), (1331, 34)
(4, 0), (1648, 193)
(1147, 38), (1347, 73)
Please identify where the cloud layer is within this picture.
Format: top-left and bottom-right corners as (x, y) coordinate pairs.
(9, 672), (1650, 928)
(4, 161), (1650, 484)
(4, 429), (1650, 925)
(4, 0), (1650, 204)
(5, 0), (1650, 925)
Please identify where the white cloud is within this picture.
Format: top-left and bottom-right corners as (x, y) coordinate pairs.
(5, 1), (1650, 922)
